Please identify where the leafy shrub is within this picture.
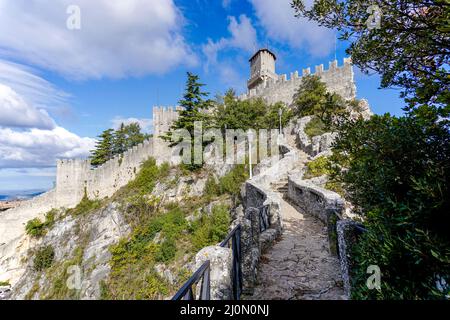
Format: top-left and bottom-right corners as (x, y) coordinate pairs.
(33, 245), (55, 271)
(204, 175), (220, 198)
(68, 196), (102, 216)
(218, 164), (248, 198)
(304, 116), (327, 138)
(25, 209), (59, 238)
(191, 204), (231, 251)
(26, 218), (46, 238)
(304, 156), (331, 179)
(128, 159), (169, 195)
(330, 114), (450, 299)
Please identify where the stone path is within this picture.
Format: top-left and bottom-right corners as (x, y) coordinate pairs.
(246, 195), (346, 300)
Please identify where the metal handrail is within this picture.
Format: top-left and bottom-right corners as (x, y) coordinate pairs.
(220, 225), (243, 300)
(259, 205), (270, 232)
(172, 224), (243, 300)
(171, 260), (211, 300)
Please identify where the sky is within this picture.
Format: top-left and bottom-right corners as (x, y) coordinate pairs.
(0, 0), (405, 192)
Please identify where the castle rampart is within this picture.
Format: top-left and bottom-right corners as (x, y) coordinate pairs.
(239, 58), (356, 106)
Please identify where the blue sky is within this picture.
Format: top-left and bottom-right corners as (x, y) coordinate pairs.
(0, 0), (405, 192)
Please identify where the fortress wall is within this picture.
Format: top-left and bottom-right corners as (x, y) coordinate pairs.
(239, 58), (356, 106)
(56, 159), (91, 208)
(86, 138), (154, 199)
(153, 106), (182, 137)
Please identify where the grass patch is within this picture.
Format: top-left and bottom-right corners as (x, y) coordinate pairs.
(67, 196), (102, 217)
(304, 116), (327, 138)
(33, 245), (55, 271)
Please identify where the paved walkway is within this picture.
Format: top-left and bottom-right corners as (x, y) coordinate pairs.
(246, 196), (346, 300)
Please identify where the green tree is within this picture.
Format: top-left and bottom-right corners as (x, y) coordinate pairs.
(329, 114), (450, 299)
(293, 75), (347, 129)
(163, 72), (213, 171)
(91, 129), (114, 166)
(292, 0), (450, 299)
(124, 123), (148, 149)
(113, 123), (127, 155)
(291, 0), (450, 117)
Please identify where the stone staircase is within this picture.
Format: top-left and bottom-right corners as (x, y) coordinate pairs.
(244, 130), (346, 300)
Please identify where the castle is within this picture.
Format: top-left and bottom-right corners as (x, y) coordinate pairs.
(0, 49), (359, 246)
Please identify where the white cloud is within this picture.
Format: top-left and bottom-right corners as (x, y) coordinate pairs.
(249, 0), (334, 57)
(202, 15), (257, 71)
(0, 60), (70, 112)
(111, 117), (153, 133)
(0, 84), (56, 130)
(0, 0), (197, 80)
(0, 126), (96, 168)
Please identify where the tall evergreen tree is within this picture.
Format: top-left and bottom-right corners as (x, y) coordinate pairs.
(124, 123), (148, 149)
(163, 72), (212, 171)
(90, 129), (114, 166)
(113, 123), (127, 155)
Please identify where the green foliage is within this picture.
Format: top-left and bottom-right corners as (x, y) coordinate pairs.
(215, 94), (292, 131)
(304, 156), (332, 179)
(0, 280), (10, 286)
(25, 209), (58, 238)
(128, 158), (169, 195)
(90, 128), (115, 166)
(330, 114), (450, 299)
(204, 175), (220, 199)
(91, 123), (150, 167)
(26, 218), (46, 238)
(304, 116), (327, 138)
(103, 188), (232, 300)
(217, 164), (249, 198)
(293, 75), (347, 128)
(33, 246), (55, 271)
(191, 204), (231, 251)
(162, 72), (213, 172)
(67, 195), (102, 217)
(292, 0), (449, 117)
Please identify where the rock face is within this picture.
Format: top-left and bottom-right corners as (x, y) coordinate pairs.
(9, 203), (131, 300)
(192, 246), (233, 300)
(294, 116), (337, 158)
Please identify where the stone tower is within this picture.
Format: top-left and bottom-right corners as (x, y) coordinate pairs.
(247, 48), (278, 91)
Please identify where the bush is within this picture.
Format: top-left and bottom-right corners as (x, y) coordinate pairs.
(304, 156), (331, 179)
(331, 114), (450, 299)
(304, 116), (327, 138)
(218, 164), (248, 198)
(68, 196), (102, 216)
(33, 245), (55, 271)
(191, 204), (231, 251)
(25, 209), (59, 238)
(26, 218), (46, 238)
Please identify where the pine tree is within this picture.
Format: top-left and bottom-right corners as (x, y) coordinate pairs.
(90, 129), (114, 166)
(164, 72), (212, 139)
(113, 123), (127, 155)
(162, 72), (212, 171)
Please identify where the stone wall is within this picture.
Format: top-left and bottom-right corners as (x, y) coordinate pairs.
(239, 58), (356, 106)
(0, 136), (175, 247)
(294, 116), (337, 158)
(152, 106), (182, 137)
(287, 174), (344, 224)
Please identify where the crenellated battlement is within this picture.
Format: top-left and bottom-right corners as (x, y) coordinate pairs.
(153, 106), (183, 137)
(239, 57), (356, 105)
